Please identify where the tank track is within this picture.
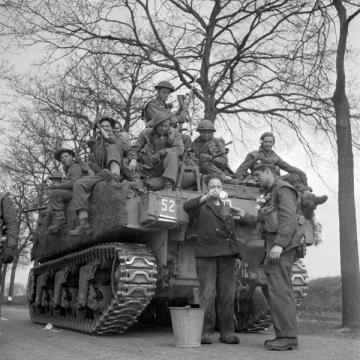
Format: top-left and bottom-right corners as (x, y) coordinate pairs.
(27, 243), (157, 334)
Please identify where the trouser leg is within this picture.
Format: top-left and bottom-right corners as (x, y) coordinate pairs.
(216, 256), (236, 335)
(105, 144), (122, 168)
(196, 257), (217, 334)
(49, 189), (73, 211)
(280, 173), (309, 192)
(200, 162), (224, 177)
(162, 150), (179, 183)
(72, 174), (102, 212)
(264, 249), (298, 338)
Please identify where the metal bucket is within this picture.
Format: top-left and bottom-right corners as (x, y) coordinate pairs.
(169, 307), (205, 348)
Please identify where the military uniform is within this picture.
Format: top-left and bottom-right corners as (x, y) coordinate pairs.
(72, 136), (123, 213)
(257, 177), (302, 341)
(189, 137), (232, 177)
(48, 162), (83, 212)
(0, 193), (19, 263)
(128, 127), (183, 186)
(236, 147), (308, 191)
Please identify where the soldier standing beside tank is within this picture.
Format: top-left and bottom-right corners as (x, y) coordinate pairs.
(47, 148), (83, 234)
(183, 174), (246, 345)
(187, 120), (234, 181)
(128, 111), (183, 191)
(253, 158), (302, 351)
(0, 193), (19, 264)
(70, 117), (123, 235)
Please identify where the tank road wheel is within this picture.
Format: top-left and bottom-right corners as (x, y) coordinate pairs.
(234, 287), (272, 333)
(291, 259), (309, 305)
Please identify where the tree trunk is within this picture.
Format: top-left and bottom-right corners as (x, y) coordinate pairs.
(7, 255), (19, 302)
(0, 263), (8, 305)
(333, 0), (360, 329)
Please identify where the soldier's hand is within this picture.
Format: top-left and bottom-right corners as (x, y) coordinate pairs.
(1, 245), (16, 264)
(268, 245), (283, 263)
(200, 154), (212, 162)
(129, 159), (138, 172)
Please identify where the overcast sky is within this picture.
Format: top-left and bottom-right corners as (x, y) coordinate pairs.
(1, 12), (360, 285)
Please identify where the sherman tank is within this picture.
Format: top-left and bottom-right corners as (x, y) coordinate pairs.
(28, 171), (314, 334)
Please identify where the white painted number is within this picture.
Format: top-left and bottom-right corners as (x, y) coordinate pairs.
(161, 198), (176, 212)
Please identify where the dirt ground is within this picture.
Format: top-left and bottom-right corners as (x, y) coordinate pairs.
(0, 306), (359, 360)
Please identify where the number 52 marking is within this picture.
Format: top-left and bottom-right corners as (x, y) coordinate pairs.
(161, 198), (176, 212)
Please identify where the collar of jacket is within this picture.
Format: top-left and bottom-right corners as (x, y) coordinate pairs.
(258, 146), (276, 157)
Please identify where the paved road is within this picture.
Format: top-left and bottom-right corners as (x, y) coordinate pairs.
(0, 306), (359, 360)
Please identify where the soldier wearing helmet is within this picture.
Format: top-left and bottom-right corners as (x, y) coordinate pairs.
(187, 120), (234, 181)
(142, 81), (187, 125)
(47, 148), (84, 234)
(128, 111), (184, 191)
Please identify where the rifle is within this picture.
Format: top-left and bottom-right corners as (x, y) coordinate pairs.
(177, 77), (197, 136)
(23, 206), (47, 213)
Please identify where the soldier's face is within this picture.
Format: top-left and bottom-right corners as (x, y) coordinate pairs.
(199, 130), (214, 141)
(114, 123), (122, 136)
(155, 120), (170, 136)
(158, 88), (171, 102)
(261, 136), (274, 151)
(254, 168), (272, 187)
(60, 153), (73, 167)
(100, 120), (113, 135)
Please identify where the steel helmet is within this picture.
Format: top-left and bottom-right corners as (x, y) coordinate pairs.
(149, 111), (173, 127)
(260, 132), (275, 142)
(154, 81), (175, 92)
(196, 119), (215, 132)
(54, 148), (75, 162)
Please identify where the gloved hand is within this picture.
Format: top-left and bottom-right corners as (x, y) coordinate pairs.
(0, 245), (17, 264)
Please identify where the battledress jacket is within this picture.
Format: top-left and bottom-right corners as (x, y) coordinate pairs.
(52, 162), (83, 190)
(236, 147), (307, 184)
(0, 193), (19, 249)
(128, 127), (184, 161)
(189, 137), (229, 170)
(258, 179), (301, 253)
(183, 195), (248, 258)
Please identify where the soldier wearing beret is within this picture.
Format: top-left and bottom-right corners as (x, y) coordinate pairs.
(0, 193), (19, 264)
(47, 148), (83, 234)
(235, 132), (327, 206)
(128, 111), (184, 191)
(253, 158), (302, 351)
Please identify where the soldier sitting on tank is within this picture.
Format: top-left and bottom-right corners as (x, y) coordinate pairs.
(186, 119), (234, 182)
(47, 149), (84, 234)
(235, 132), (327, 211)
(69, 117), (124, 235)
(142, 81), (187, 125)
(128, 111), (184, 191)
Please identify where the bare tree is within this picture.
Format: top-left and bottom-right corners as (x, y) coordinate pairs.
(5, 0), (333, 135)
(332, 0), (360, 329)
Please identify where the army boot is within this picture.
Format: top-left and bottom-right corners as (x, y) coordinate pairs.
(265, 337), (298, 351)
(219, 333), (240, 344)
(69, 218), (92, 236)
(48, 211), (66, 234)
